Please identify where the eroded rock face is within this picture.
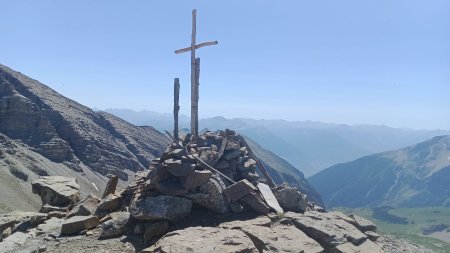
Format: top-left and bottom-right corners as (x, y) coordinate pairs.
(31, 176), (80, 208)
(0, 64), (169, 178)
(143, 226), (259, 253)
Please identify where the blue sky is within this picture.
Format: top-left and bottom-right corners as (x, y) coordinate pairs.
(1, 0), (449, 130)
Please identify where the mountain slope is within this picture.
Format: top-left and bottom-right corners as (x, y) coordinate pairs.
(308, 135), (450, 208)
(0, 64), (171, 212)
(244, 136), (323, 206)
(105, 109), (449, 176)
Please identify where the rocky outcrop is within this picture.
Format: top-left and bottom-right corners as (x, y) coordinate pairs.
(31, 176), (81, 208)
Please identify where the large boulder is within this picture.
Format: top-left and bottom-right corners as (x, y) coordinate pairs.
(143, 226), (258, 253)
(143, 220), (169, 242)
(273, 183), (308, 213)
(95, 194), (122, 218)
(185, 174), (229, 214)
(98, 211), (131, 239)
(130, 195), (192, 222)
(61, 215), (100, 235)
(32, 176), (80, 208)
(67, 194), (100, 218)
(285, 211), (367, 249)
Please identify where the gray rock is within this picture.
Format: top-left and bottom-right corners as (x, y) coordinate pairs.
(330, 239), (383, 253)
(186, 174), (229, 213)
(142, 226), (258, 253)
(95, 194), (122, 217)
(0, 212), (47, 234)
(169, 149), (187, 159)
(223, 150), (241, 160)
(164, 159), (195, 177)
(67, 194), (100, 218)
(180, 170), (212, 189)
(0, 232), (30, 252)
(285, 211), (367, 248)
(98, 211), (130, 239)
(365, 231), (380, 241)
(102, 175), (119, 198)
(130, 195), (192, 222)
(273, 183), (308, 212)
(221, 217), (323, 253)
(144, 220), (169, 242)
(240, 192), (271, 214)
(156, 178), (188, 196)
(36, 217), (64, 236)
(31, 176), (80, 208)
(223, 179), (256, 202)
(349, 214), (378, 232)
(61, 215), (100, 235)
(225, 139), (240, 151)
(256, 183), (283, 214)
(39, 205), (68, 213)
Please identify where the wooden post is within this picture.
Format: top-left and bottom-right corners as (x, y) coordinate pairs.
(190, 9), (197, 139)
(194, 57), (200, 136)
(173, 78), (180, 142)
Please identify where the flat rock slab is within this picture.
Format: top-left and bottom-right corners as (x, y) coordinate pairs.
(36, 217), (64, 236)
(257, 183), (283, 214)
(223, 179), (256, 202)
(0, 231), (30, 252)
(130, 195), (192, 222)
(222, 217), (323, 253)
(349, 214), (378, 232)
(67, 194), (100, 218)
(285, 211), (367, 248)
(241, 192), (270, 214)
(143, 226), (258, 253)
(330, 239), (383, 253)
(96, 194), (122, 217)
(180, 170), (212, 189)
(156, 178), (188, 196)
(32, 176), (80, 207)
(163, 159), (196, 177)
(0, 212), (47, 234)
(61, 215), (100, 235)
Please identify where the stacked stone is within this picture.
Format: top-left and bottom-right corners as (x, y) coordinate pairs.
(120, 129), (280, 241)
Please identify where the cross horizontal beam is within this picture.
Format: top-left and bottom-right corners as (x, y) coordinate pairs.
(174, 40), (218, 54)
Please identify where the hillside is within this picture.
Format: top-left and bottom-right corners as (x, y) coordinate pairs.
(309, 135), (450, 208)
(105, 109), (449, 176)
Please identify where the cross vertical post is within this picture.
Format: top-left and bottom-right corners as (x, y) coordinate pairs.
(190, 9), (197, 138)
(175, 9), (218, 140)
(173, 78), (180, 143)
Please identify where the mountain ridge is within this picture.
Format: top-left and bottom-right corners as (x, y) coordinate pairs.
(309, 135), (450, 208)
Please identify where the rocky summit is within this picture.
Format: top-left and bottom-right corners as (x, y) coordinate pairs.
(0, 130), (435, 253)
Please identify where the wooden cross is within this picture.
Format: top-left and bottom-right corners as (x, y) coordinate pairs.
(175, 9), (218, 139)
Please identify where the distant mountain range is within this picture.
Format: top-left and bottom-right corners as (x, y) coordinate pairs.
(0, 64), (321, 211)
(105, 109), (449, 176)
(309, 135), (450, 208)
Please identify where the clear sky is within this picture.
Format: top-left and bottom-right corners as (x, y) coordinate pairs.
(1, 1), (449, 130)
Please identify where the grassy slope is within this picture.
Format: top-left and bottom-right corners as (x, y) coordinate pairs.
(335, 207), (450, 253)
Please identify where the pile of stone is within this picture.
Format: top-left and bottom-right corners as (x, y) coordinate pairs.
(0, 129), (323, 250)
